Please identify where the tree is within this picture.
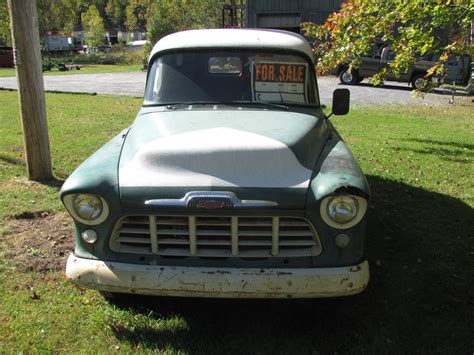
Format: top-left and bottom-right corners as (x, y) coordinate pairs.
(106, 0), (127, 30)
(0, 0), (11, 45)
(302, 0), (474, 88)
(145, 0), (221, 49)
(82, 5), (105, 47)
(125, 0), (149, 31)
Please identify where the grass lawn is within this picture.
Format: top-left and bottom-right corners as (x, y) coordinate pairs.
(0, 64), (143, 77)
(0, 91), (473, 353)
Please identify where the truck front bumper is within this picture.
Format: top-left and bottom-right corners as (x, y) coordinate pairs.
(66, 253), (369, 298)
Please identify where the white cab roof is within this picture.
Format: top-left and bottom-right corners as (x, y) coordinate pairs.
(149, 29), (314, 61)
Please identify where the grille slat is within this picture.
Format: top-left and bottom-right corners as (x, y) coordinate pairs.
(111, 215), (321, 258)
(117, 236), (152, 244)
(120, 227), (150, 234)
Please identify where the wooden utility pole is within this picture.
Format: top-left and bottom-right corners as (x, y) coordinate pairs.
(8, 0), (52, 180)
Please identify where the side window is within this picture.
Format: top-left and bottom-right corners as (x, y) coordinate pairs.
(373, 45), (382, 59)
(386, 50), (396, 61)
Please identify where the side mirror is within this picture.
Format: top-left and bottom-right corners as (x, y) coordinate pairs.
(332, 88), (350, 116)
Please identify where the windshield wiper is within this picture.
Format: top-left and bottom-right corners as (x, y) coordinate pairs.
(149, 101), (294, 111)
(232, 101), (289, 111)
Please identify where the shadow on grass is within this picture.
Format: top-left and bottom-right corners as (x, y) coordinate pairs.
(38, 177), (64, 189)
(0, 154), (25, 166)
(395, 139), (473, 164)
(108, 176), (474, 353)
(397, 138), (473, 163)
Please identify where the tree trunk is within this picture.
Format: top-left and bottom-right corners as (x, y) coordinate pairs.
(8, 0), (52, 180)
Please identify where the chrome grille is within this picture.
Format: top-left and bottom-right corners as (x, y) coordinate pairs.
(111, 215), (321, 258)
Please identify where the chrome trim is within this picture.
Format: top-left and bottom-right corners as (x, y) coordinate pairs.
(271, 216), (279, 256)
(189, 216), (197, 255)
(145, 191), (278, 208)
(231, 216), (238, 256)
(149, 215), (159, 254)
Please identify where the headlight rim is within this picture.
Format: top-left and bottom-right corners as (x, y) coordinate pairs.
(63, 193), (110, 225)
(320, 194), (367, 229)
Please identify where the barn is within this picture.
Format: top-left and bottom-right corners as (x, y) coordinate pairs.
(245, 0), (345, 33)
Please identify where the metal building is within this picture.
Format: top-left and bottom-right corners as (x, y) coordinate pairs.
(246, 0), (345, 33)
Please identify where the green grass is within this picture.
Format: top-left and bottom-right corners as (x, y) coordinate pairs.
(0, 64), (143, 77)
(0, 92), (473, 353)
(0, 92), (141, 220)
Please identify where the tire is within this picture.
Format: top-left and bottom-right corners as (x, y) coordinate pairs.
(411, 73), (427, 90)
(339, 68), (359, 85)
(356, 76), (364, 83)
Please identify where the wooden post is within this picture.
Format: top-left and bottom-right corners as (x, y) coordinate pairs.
(8, 0), (52, 180)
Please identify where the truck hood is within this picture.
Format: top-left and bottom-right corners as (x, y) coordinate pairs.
(119, 108), (327, 209)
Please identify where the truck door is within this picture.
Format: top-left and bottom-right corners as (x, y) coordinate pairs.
(380, 48), (410, 81)
(358, 44), (384, 78)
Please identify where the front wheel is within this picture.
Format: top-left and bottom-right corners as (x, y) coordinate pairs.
(339, 69), (358, 85)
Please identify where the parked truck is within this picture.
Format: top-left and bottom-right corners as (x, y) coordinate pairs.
(336, 44), (472, 92)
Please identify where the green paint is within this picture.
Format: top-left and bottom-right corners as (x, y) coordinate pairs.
(120, 107), (327, 170)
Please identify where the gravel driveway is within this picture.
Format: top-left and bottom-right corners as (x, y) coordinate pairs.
(0, 72), (470, 107)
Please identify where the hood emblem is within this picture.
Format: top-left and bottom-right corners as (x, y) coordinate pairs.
(145, 192), (278, 208)
(195, 199), (227, 209)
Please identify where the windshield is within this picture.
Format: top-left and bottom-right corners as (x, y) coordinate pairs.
(144, 50), (319, 106)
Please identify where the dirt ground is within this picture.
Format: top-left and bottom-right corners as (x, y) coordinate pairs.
(3, 212), (74, 272)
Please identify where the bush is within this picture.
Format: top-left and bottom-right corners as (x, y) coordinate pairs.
(44, 47), (146, 66)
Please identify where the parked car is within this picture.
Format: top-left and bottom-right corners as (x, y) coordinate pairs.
(0, 46), (14, 68)
(336, 43), (472, 90)
(62, 29), (370, 300)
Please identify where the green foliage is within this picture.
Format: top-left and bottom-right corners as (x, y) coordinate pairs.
(82, 5), (105, 48)
(0, 0), (11, 45)
(145, 0), (222, 51)
(302, 0), (474, 87)
(124, 0), (149, 31)
(105, 0), (127, 30)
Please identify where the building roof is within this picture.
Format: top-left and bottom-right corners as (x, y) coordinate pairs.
(149, 29), (314, 61)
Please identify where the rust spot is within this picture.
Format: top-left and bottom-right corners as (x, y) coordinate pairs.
(131, 275), (136, 282)
(340, 277), (349, 285)
(347, 282), (354, 288)
(277, 272), (292, 276)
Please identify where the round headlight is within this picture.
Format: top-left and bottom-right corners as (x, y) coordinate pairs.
(72, 194), (103, 221)
(320, 194), (368, 229)
(327, 196), (359, 223)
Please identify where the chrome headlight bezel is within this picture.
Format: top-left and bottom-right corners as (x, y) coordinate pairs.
(320, 195), (367, 229)
(63, 194), (109, 225)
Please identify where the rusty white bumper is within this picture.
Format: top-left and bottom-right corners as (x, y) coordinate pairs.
(66, 253), (369, 298)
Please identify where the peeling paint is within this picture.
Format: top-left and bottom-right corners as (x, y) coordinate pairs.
(65, 254), (370, 298)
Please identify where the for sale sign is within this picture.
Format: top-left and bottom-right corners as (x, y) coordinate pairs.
(252, 62), (307, 103)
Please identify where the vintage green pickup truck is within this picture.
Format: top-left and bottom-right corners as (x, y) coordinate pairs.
(62, 29), (370, 300)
